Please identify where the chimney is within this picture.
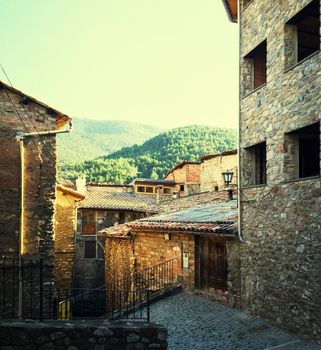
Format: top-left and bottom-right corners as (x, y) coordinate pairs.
(76, 176), (86, 194)
(156, 185), (162, 204)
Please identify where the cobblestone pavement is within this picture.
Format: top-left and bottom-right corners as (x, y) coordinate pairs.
(149, 291), (321, 350)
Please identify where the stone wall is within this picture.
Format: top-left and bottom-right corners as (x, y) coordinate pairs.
(0, 320), (167, 350)
(54, 191), (77, 291)
(0, 86), (57, 261)
(200, 153), (238, 192)
(74, 209), (146, 289)
(239, 0), (321, 340)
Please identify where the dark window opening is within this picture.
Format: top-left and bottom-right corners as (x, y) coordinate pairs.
(180, 185), (185, 192)
(119, 211), (126, 224)
(288, 122), (320, 179)
(84, 241), (96, 259)
(245, 142), (267, 185)
(287, 0), (320, 62)
(163, 187), (171, 194)
(244, 40), (267, 90)
(137, 186), (145, 193)
(146, 186), (154, 193)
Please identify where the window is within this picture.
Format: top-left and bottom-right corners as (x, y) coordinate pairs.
(286, 0), (320, 65)
(145, 186), (154, 193)
(81, 211), (96, 235)
(163, 187), (171, 195)
(285, 123), (320, 180)
(244, 40), (267, 91)
(180, 185), (185, 192)
(244, 142), (267, 185)
(119, 211), (125, 224)
(137, 186), (145, 193)
(84, 241), (96, 259)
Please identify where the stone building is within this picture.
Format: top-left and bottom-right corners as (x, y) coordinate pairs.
(0, 80), (70, 259)
(131, 178), (176, 197)
(100, 193), (240, 306)
(0, 80), (71, 318)
(200, 150), (238, 192)
(73, 183), (158, 289)
(163, 161), (201, 196)
(54, 183), (85, 291)
(224, 0), (321, 340)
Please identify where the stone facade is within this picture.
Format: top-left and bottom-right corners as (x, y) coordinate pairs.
(54, 187), (84, 291)
(73, 209), (146, 289)
(200, 151), (238, 192)
(164, 162), (201, 196)
(238, 0), (321, 340)
(0, 320), (167, 350)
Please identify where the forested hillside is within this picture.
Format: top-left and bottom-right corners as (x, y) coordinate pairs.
(57, 118), (162, 163)
(59, 125), (237, 184)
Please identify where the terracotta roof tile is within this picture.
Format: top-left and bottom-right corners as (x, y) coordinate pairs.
(78, 187), (157, 211)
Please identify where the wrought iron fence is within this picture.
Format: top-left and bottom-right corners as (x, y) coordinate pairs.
(0, 257), (150, 321)
(112, 258), (177, 293)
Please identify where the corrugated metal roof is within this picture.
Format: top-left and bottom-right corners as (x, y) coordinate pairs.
(78, 187), (157, 211)
(138, 200), (237, 223)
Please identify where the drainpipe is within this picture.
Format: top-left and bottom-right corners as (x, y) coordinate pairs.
(16, 121), (72, 317)
(237, 0), (245, 243)
(18, 139), (24, 318)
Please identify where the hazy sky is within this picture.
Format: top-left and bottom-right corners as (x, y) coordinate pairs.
(0, 1), (238, 129)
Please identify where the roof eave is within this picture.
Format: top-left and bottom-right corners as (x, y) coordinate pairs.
(222, 0), (238, 23)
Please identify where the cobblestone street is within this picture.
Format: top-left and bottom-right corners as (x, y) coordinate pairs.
(149, 292), (321, 350)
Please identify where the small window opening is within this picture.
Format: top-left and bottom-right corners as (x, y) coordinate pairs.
(146, 186), (154, 193)
(84, 241), (96, 259)
(245, 142), (267, 185)
(286, 122), (320, 179)
(137, 186), (145, 193)
(180, 185), (185, 192)
(286, 0), (320, 63)
(163, 187), (171, 194)
(119, 211), (125, 224)
(244, 40), (267, 90)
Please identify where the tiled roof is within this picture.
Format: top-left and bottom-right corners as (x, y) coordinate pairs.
(130, 178), (176, 186)
(78, 186), (157, 211)
(99, 199), (238, 237)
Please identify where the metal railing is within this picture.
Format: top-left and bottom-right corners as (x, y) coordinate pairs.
(112, 258), (177, 293)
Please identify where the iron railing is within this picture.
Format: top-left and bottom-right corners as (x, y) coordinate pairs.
(111, 258), (177, 293)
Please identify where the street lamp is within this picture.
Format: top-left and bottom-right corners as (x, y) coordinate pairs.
(222, 170), (234, 187)
(222, 170), (234, 200)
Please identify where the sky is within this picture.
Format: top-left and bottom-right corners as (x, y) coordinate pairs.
(0, 1), (238, 129)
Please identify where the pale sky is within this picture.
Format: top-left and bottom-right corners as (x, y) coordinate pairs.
(0, 1), (238, 129)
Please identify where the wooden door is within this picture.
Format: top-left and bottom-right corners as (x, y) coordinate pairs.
(81, 211), (96, 235)
(201, 237), (228, 291)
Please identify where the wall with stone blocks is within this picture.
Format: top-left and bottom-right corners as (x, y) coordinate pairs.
(200, 154), (238, 192)
(0, 320), (167, 350)
(0, 86), (58, 262)
(239, 0), (321, 340)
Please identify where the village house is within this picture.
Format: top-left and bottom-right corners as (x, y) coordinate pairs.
(163, 160), (201, 196)
(100, 190), (240, 306)
(73, 179), (159, 289)
(0, 80), (71, 318)
(131, 178), (176, 197)
(224, 0), (321, 340)
(200, 150), (238, 192)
